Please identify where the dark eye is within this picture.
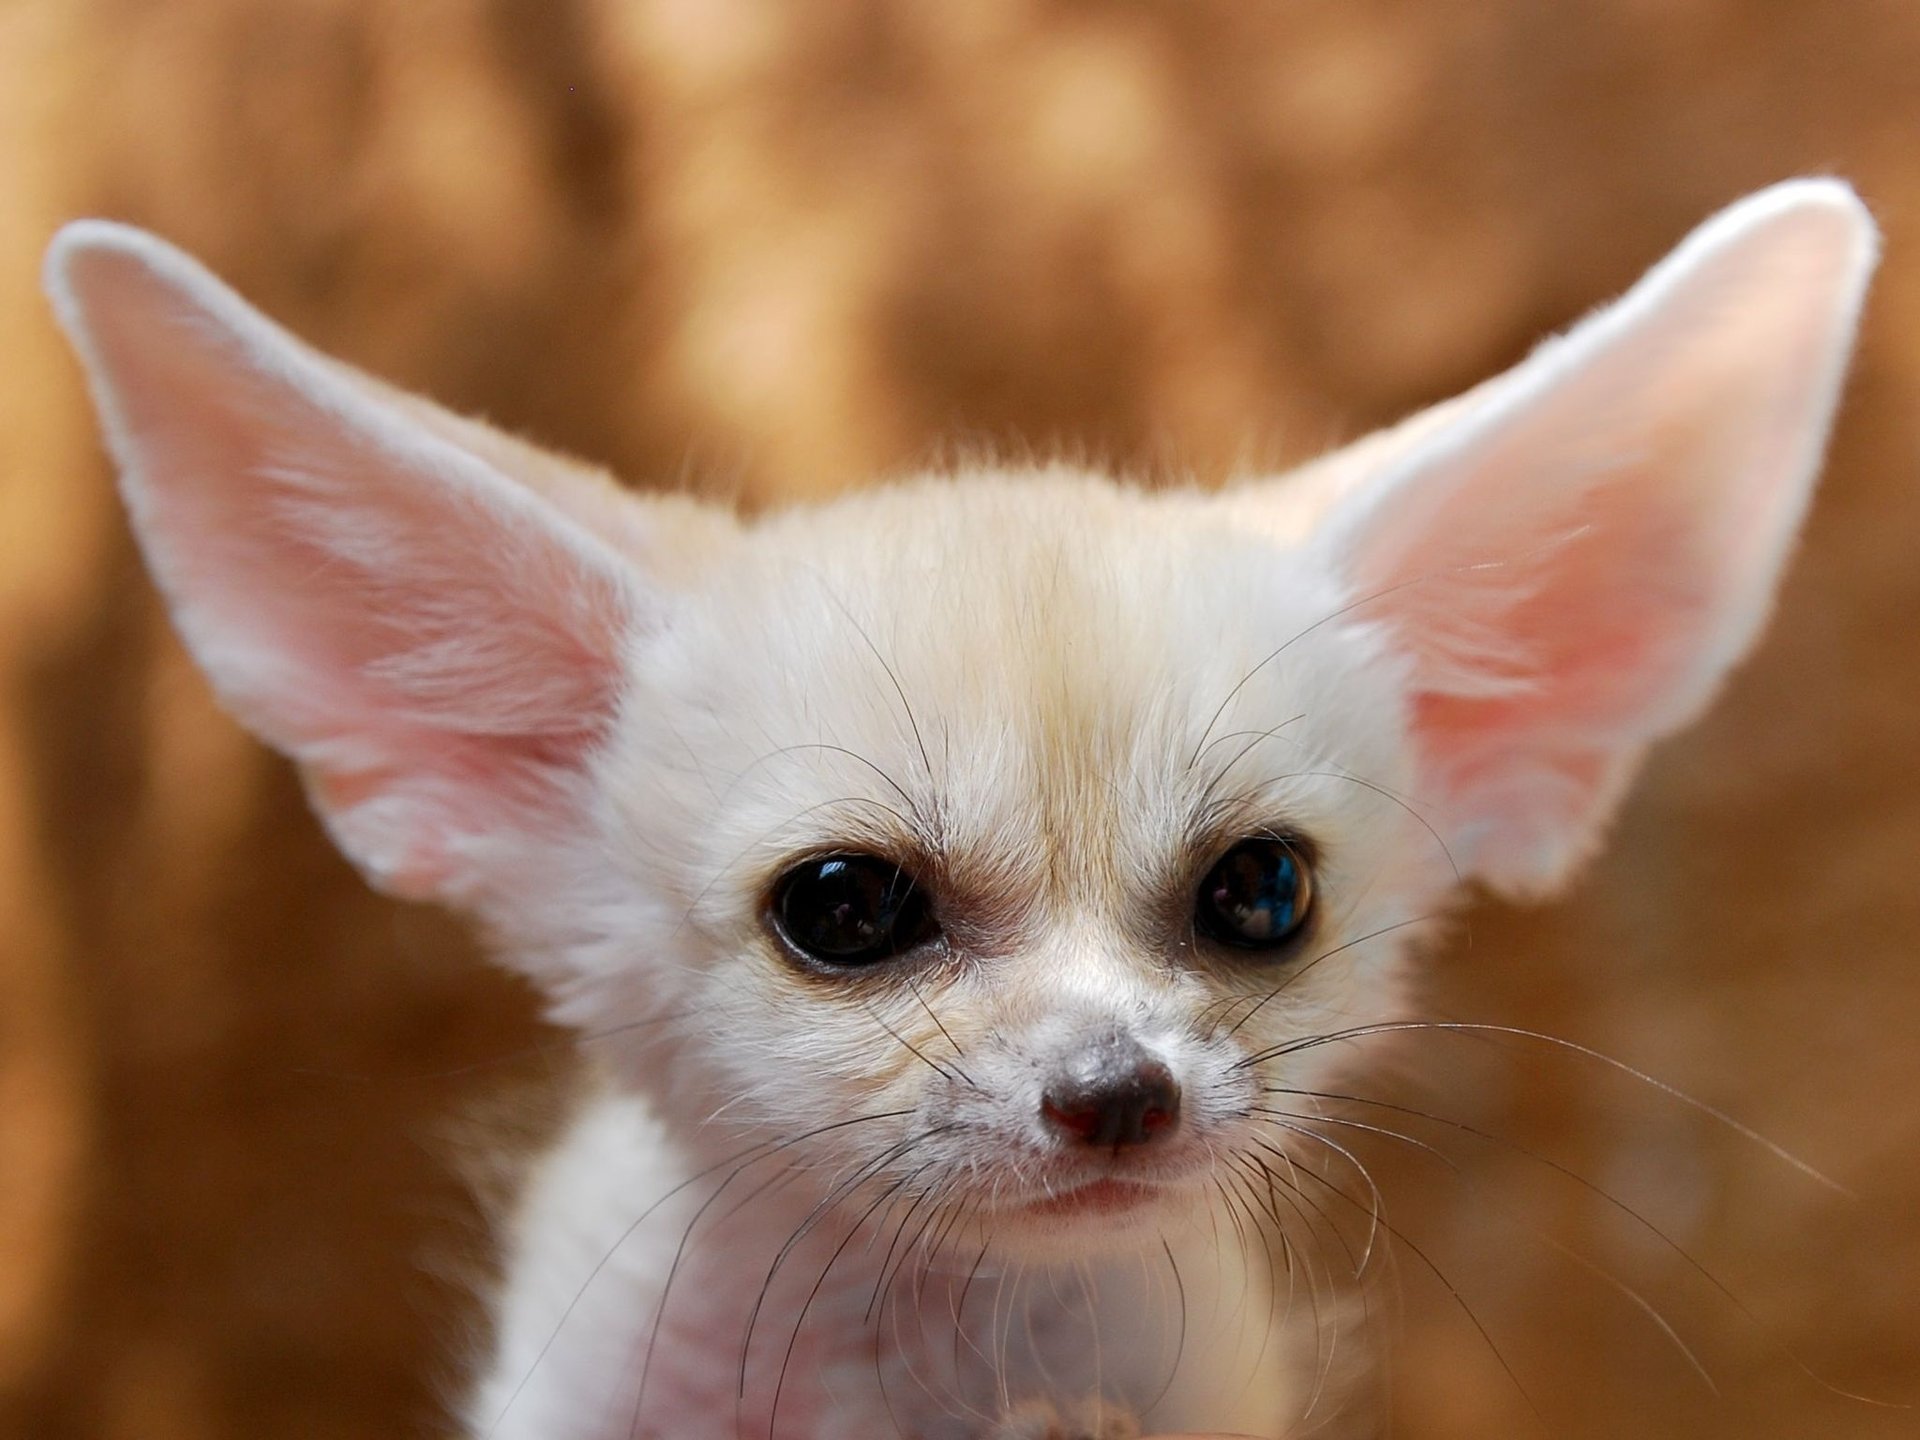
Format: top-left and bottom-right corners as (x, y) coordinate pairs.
(770, 853), (939, 967)
(1194, 837), (1314, 951)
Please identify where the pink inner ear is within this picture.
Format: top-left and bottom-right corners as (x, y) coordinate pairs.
(1404, 473), (1705, 818)
(1369, 458), (1703, 856)
(1322, 185), (1875, 895)
(1450, 466), (1718, 722)
(62, 238), (638, 901)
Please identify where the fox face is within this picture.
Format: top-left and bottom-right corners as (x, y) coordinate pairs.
(591, 472), (1437, 1258)
(45, 180), (1876, 1436)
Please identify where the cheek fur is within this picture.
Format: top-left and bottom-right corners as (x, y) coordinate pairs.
(693, 960), (953, 1128)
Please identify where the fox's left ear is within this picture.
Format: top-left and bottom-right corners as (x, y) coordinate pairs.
(1294, 181), (1878, 897)
(43, 223), (709, 908)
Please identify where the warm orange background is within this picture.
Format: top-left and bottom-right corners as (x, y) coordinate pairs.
(2, 4), (1917, 1438)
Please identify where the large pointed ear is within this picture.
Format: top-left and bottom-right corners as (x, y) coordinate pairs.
(1299, 180), (1877, 897)
(44, 221), (679, 905)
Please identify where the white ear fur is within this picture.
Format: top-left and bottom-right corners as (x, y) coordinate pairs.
(1302, 180), (1878, 897)
(44, 221), (653, 904)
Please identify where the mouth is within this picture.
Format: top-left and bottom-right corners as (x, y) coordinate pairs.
(1019, 1177), (1161, 1219)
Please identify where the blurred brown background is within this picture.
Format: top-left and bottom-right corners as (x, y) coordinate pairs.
(3, 2), (1918, 1437)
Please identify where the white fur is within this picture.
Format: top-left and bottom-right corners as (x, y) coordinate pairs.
(44, 180), (1875, 1439)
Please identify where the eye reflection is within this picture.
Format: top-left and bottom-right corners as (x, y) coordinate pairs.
(770, 853), (939, 967)
(1194, 837), (1314, 951)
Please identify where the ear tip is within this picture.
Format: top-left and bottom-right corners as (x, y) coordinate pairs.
(46, 218), (153, 283)
(1718, 178), (1882, 278)
(43, 220), (204, 326)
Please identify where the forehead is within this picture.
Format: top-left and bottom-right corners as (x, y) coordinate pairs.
(635, 471), (1409, 912)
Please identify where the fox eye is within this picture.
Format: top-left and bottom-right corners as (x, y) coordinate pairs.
(1194, 837), (1314, 951)
(771, 854), (939, 967)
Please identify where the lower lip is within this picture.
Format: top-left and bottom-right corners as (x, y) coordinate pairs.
(1024, 1179), (1159, 1218)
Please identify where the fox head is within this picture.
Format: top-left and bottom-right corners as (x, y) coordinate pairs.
(46, 181), (1874, 1257)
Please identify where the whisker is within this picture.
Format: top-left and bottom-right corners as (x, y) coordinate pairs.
(866, 1182), (945, 1324)
(1159, 1235), (1189, 1408)
(951, 1236), (994, 1378)
(1257, 1103), (1718, 1394)
(1243, 1141), (1369, 1283)
(1230, 1149), (1343, 1417)
(739, 1126), (956, 1403)
(483, 1107), (910, 1439)
(1187, 579), (1426, 769)
(1280, 769), (1461, 886)
(1239, 1020), (1847, 1193)
(1214, 1173), (1284, 1380)
(768, 1164), (934, 1439)
(1269, 1084), (1911, 1409)
(861, 1000), (960, 1086)
(1192, 714), (1308, 815)
(670, 793), (922, 944)
(723, 740), (922, 819)
(818, 584), (938, 795)
(1271, 1085), (1744, 1294)
(1185, 559), (1534, 770)
(903, 969), (977, 1085)
(1222, 914), (1440, 1039)
(1273, 1122), (1546, 1430)
(635, 1132), (903, 1431)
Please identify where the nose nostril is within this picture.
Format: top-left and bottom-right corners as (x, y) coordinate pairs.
(1040, 1093), (1107, 1144)
(1041, 1057), (1182, 1150)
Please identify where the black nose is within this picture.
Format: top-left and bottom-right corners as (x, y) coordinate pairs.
(1041, 1036), (1181, 1150)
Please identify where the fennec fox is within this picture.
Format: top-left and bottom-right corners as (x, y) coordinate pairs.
(45, 181), (1874, 1438)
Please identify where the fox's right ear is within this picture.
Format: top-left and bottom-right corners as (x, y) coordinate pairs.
(1243, 181), (1875, 898)
(45, 222), (720, 906)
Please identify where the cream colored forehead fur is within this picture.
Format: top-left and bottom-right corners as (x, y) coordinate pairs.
(601, 467), (1442, 1022)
